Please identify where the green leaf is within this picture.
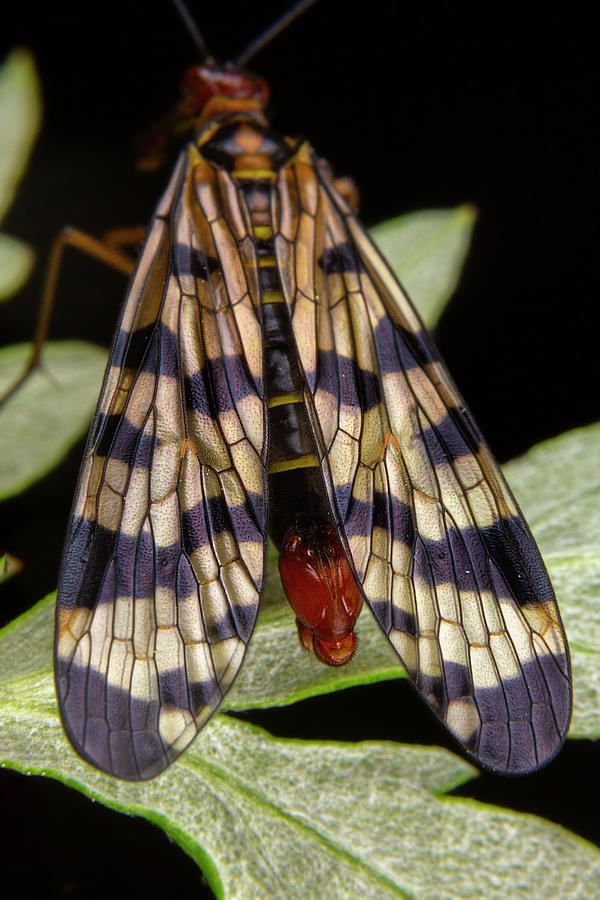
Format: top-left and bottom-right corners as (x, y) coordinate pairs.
(370, 205), (477, 328)
(0, 341), (107, 500)
(0, 49), (41, 224)
(0, 233), (34, 301)
(504, 422), (600, 739)
(1, 597), (598, 900)
(0, 552), (22, 584)
(0, 50), (40, 300)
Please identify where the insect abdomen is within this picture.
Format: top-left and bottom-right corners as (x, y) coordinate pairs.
(239, 179), (316, 472)
(201, 117), (331, 545)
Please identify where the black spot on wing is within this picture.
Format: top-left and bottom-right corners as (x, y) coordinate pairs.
(183, 495), (262, 554)
(94, 414), (155, 466)
(70, 522), (179, 598)
(227, 600), (258, 645)
(376, 491), (414, 542)
(332, 479), (354, 524)
(416, 534), (455, 590)
(482, 518), (555, 609)
(182, 494), (265, 588)
(443, 659), (473, 702)
(205, 607), (250, 644)
(538, 652), (572, 731)
(388, 603), (418, 636)
(372, 315), (441, 375)
(314, 350), (381, 412)
(319, 241), (366, 275)
(342, 481), (549, 615)
(112, 324), (152, 372)
(159, 666), (189, 710)
(183, 364), (213, 418)
(176, 554), (197, 600)
(189, 679), (222, 711)
(375, 318), (483, 453)
(414, 516), (545, 607)
(344, 493), (373, 545)
(174, 242), (219, 281)
(133, 526), (155, 600)
(419, 410), (480, 468)
(156, 539), (181, 586)
(59, 518), (117, 612)
(344, 492), (413, 541)
(60, 522), (142, 611)
(417, 671), (444, 713)
(58, 515), (97, 611)
(112, 322), (179, 380)
(184, 355), (263, 416)
(215, 354), (263, 412)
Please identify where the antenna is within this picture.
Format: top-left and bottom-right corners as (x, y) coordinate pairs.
(171, 0), (210, 61)
(171, 0), (319, 68)
(235, 0), (319, 66)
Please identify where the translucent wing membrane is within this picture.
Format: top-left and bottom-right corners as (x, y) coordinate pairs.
(55, 95), (570, 779)
(274, 144), (571, 773)
(55, 147), (267, 780)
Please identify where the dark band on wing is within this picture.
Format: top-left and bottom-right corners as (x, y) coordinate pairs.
(174, 243), (219, 281)
(94, 413), (156, 466)
(183, 494), (264, 558)
(185, 354), (264, 415)
(319, 241), (366, 275)
(111, 321), (180, 380)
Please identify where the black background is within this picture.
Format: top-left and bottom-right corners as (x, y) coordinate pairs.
(1, 1), (598, 897)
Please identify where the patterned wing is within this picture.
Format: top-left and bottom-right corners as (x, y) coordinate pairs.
(274, 143), (571, 773)
(55, 146), (267, 780)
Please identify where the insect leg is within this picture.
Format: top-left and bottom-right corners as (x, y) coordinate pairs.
(0, 226), (138, 406)
(101, 225), (147, 252)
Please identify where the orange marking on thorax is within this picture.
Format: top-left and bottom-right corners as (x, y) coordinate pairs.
(234, 123), (266, 154)
(233, 152), (274, 173)
(198, 98), (267, 127)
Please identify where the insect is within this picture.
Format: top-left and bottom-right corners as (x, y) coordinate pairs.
(53, 3), (572, 781)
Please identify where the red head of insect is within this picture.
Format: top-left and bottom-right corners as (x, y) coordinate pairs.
(137, 62), (270, 171)
(181, 62), (270, 122)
